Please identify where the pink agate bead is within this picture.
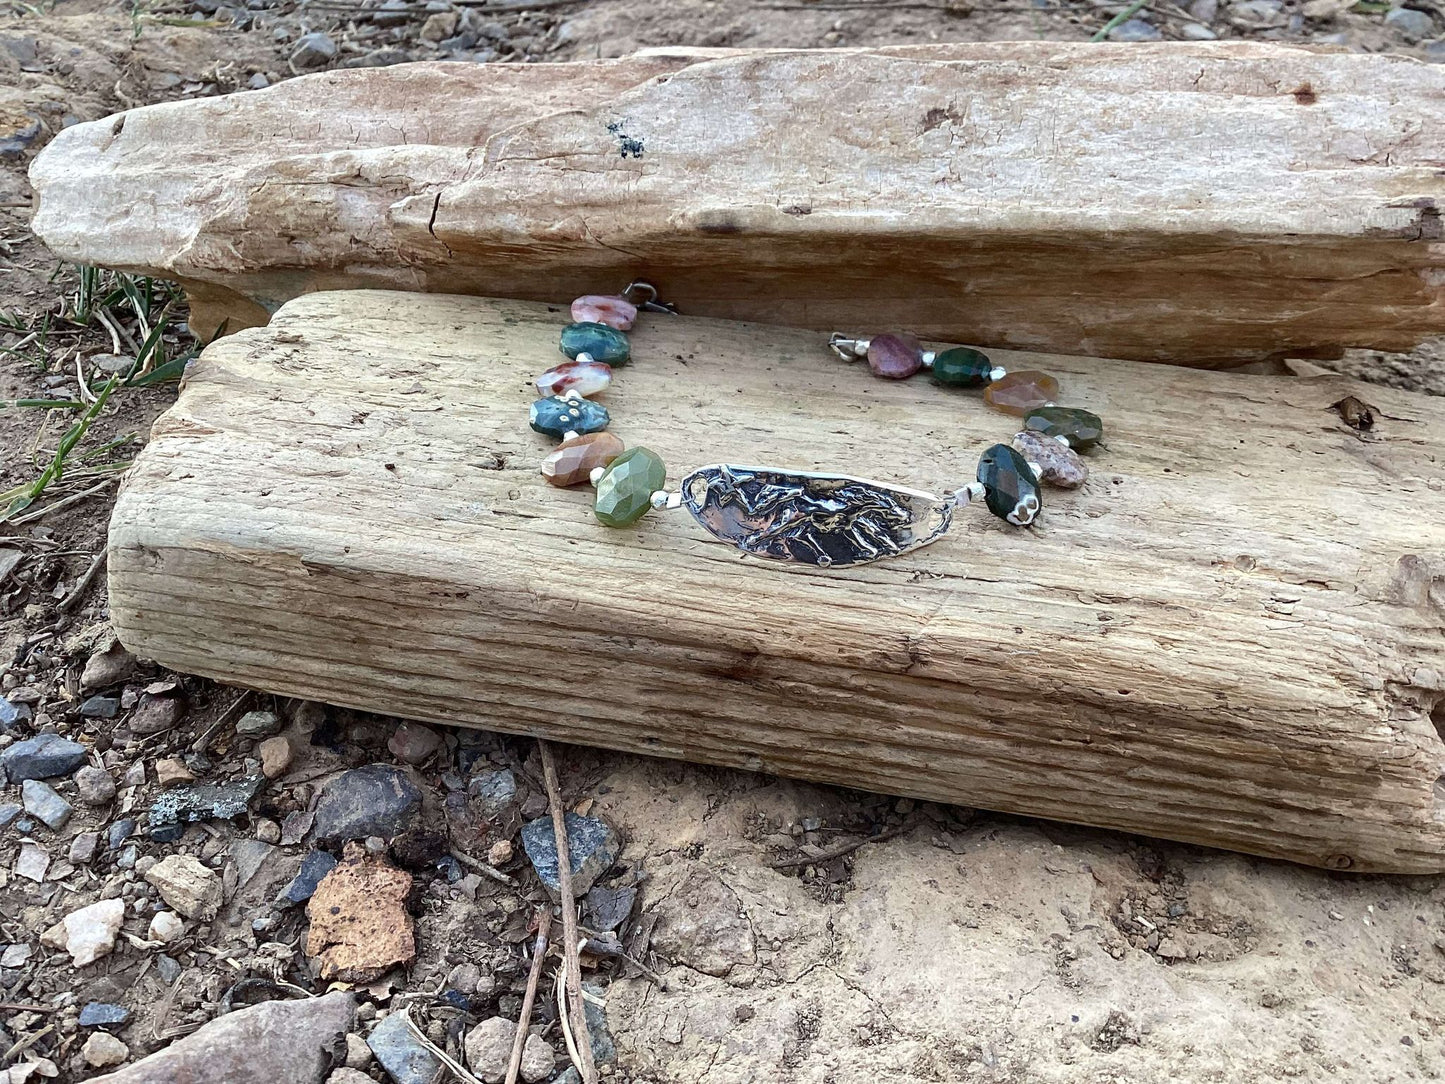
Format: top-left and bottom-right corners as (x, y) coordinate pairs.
(570, 295), (638, 331)
(536, 358), (612, 399)
(866, 333), (923, 379)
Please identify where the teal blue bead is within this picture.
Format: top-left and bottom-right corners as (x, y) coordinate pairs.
(560, 322), (630, 366)
(931, 347), (994, 388)
(530, 395), (609, 440)
(1022, 406), (1104, 450)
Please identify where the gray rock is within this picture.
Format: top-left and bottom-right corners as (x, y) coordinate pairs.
(79, 695), (119, 719)
(1, 733), (87, 781)
(1188, 0), (1218, 19)
(341, 48), (414, 68)
(467, 769), (516, 818)
(75, 765), (117, 806)
(1427, 37), (1445, 61)
(278, 851), (339, 908)
(80, 641), (135, 691)
(108, 818), (136, 850)
(371, 0), (411, 25)
(462, 1017), (513, 1083)
(583, 982), (615, 1064)
(69, 831), (99, 865)
(1228, 0), (1285, 26)
(553, 1071), (582, 1084)
(247, 72), (271, 90)
(314, 764), (422, 845)
(235, 710), (281, 737)
(0, 116), (41, 159)
(582, 883), (636, 933)
(0, 694), (30, 731)
(148, 773), (266, 840)
(156, 954), (183, 985)
(289, 32), (337, 69)
(1180, 21), (1218, 38)
(366, 1010), (442, 1084)
(0, 803), (21, 828)
(520, 812), (619, 897)
(79, 1001), (132, 1027)
(1385, 5), (1435, 41)
(231, 839), (275, 888)
(1107, 17), (1162, 40)
(22, 779), (73, 830)
(80, 990), (353, 1082)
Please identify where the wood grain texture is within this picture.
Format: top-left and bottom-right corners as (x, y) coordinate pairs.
(108, 291), (1445, 871)
(29, 42), (1445, 365)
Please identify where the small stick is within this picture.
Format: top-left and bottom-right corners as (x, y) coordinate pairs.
(57, 549), (106, 612)
(190, 690), (252, 754)
(9, 478), (120, 527)
(450, 848), (517, 886)
(768, 823), (914, 870)
(504, 908), (553, 1084)
(538, 739), (596, 1084)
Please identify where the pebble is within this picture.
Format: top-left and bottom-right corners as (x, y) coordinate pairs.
(289, 31), (337, 69)
(82, 1032), (129, 1068)
(21, 779), (73, 830)
(314, 764), (422, 844)
(69, 831), (99, 865)
(108, 818), (137, 850)
(419, 10), (458, 41)
(468, 769), (517, 818)
(149, 910), (185, 943)
(371, 0), (410, 25)
(75, 765), (117, 806)
(232, 838), (275, 888)
(156, 758), (197, 788)
(366, 1008), (442, 1084)
(0, 694), (28, 731)
(463, 1017), (515, 1084)
(41, 898), (125, 966)
(1, 732), (87, 781)
(1427, 38), (1445, 62)
(520, 1033), (556, 1083)
(344, 1032), (372, 1069)
(258, 735), (293, 779)
(130, 692), (186, 735)
(79, 1002), (132, 1027)
(488, 839), (513, 866)
(156, 954), (183, 984)
(387, 721), (444, 765)
(15, 842), (49, 881)
(1107, 17), (1163, 40)
(520, 812), (620, 897)
(1386, 5), (1436, 40)
(1180, 21), (1218, 38)
(78, 695), (120, 719)
(1, 943), (31, 967)
(583, 883), (637, 932)
(446, 962), (482, 995)
(145, 854), (223, 920)
(0, 802), (20, 827)
(236, 710), (281, 737)
(255, 817), (282, 844)
(81, 642), (136, 691)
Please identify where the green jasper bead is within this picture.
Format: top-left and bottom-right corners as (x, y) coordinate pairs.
(561, 322), (630, 366)
(930, 346), (994, 388)
(1022, 406), (1104, 450)
(594, 447), (666, 528)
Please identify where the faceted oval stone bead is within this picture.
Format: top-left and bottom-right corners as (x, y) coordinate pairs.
(1012, 430), (1088, 489)
(560, 322), (630, 366)
(931, 346), (994, 388)
(541, 432), (624, 488)
(983, 370), (1060, 416)
(977, 443), (1042, 526)
(866, 333), (923, 379)
(594, 447), (666, 528)
(536, 359), (612, 399)
(570, 295), (638, 331)
(1022, 405), (1103, 451)
(529, 395), (610, 440)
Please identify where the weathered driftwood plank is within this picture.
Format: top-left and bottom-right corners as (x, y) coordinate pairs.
(30, 43), (1445, 366)
(107, 291), (1445, 872)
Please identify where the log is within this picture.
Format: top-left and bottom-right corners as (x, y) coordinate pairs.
(29, 43), (1445, 366)
(107, 290), (1445, 872)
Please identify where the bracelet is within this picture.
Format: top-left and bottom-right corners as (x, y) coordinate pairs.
(528, 284), (1105, 568)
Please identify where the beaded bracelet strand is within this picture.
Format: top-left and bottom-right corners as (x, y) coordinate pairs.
(527, 284), (1106, 568)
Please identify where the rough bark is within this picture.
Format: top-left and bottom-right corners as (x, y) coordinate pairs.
(106, 291), (1445, 872)
(29, 43), (1445, 366)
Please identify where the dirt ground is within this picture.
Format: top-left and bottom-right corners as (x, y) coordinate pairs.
(2, 0), (1445, 1081)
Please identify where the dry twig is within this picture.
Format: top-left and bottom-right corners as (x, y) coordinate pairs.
(767, 823), (915, 869)
(505, 908), (553, 1084)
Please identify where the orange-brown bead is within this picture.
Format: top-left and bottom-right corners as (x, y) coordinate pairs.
(983, 370), (1060, 416)
(541, 432), (625, 487)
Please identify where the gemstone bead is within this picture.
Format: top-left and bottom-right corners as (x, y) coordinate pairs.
(541, 432), (624, 488)
(529, 395), (610, 440)
(866, 333), (923, 379)
(570, 295), (638, 331)
(1011, 430), (1087, 489)
(930, 346), (994, 388)
(560, 322), (630, 366)
(1022, 406), (1103, 451)
(983, 370), (1060, 416)
(594, 447), (666, 528)
(977, 443), (1042, 525)
(536, 359), (612, 399)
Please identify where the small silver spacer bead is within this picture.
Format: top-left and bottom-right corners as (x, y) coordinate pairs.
(649, 490), (671, 510)
(561, 430), (580, 442)
(989, 367), (1007, 382)
(588, 466), (606, 486)
(951, 482), (986, 506)
(574, 352), (595, 365)
(1054, 434), (1071, 447)
(920, 351), (936, 368)
(1041, 400), (1057, 408)
(1026, 461), (1043, 479)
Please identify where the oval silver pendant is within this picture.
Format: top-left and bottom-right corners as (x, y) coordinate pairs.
(680, 464), (955, 567)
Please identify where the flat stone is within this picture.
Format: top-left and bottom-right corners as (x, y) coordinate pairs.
(148, 773), (266, 838)
(108, 818), (136, 850)
(344, 1032), (372, 1069)
(930, 346), (994, 388)
(542, 431), (625, 489)
(82, 1031), (129, 1068)
(81, 641), (136, 691)
(75, 765), (117, 806)
(236, 709), (281, 737)
(15, 843), (49, 882)
(148, 910), (184, 943)
(983, 370), (1060, 416)
(78, 695), (120, 719)
(145, 853), (223, 920)
(0, 694), (29, 731)
(570, 294), (637, 331)
(21, 779), (72, 830)
(79, 1001), (132, 1027)
(156, 955), (183, 985)
(41, 898), (124, 966)
(1108, 17), (1163, 40)
(583, 883), (637, 932)
(866, 333), (922, 379)
(290, 31), (338, 69)
(520, 1033), (555, 1083)
(463, 1017), (514, 1084)
(1385, 5), (1435, 41)
(1, 942), (31, 967)
(129, 692), (186, 735)
(278, 850), (339, 908)
(314, 764), (422, 845)
(0, 802), (19, 828)
(1023, 405), (1103, 450)
(305, 847), (415, 982)
(1, 733), (87, 781)
(467, 768), (517, 818)
(386, 721), (443, 765)
(366, 1010), (442, 1084)
(1012, 430), (1088, 489)
(155, 757), (197, 788)
(520, 812), (619, 896)
(69, 831), (99, 865)
(232, 838), (275, 888)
